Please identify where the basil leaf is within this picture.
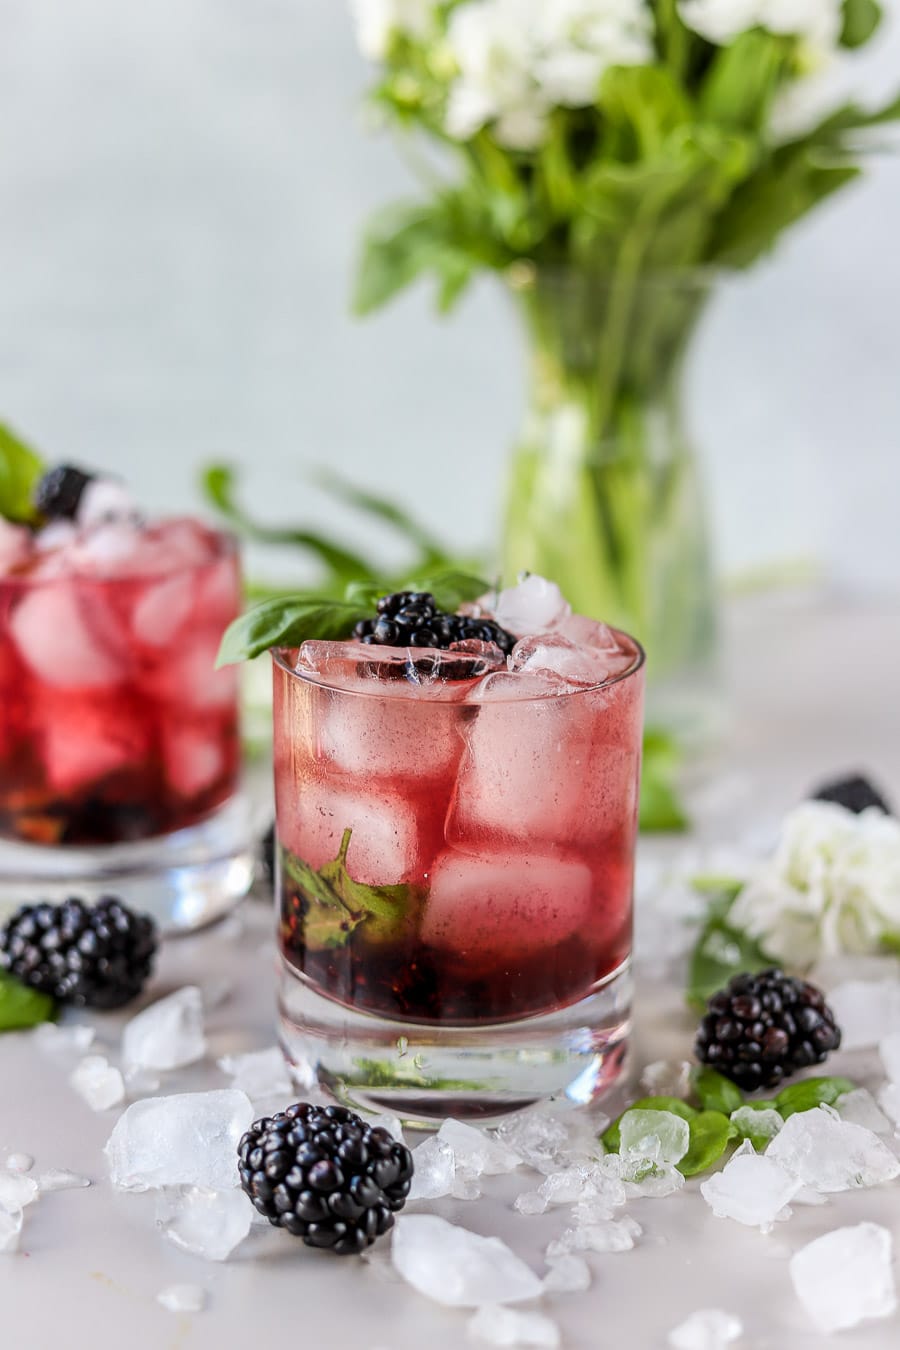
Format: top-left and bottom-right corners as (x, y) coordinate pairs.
(678, 1111), (736, 1177)
(0, 424), (45, 525)
(841, 0), (882, 48)
(281, 831), (418, 952)
(686, 887), (772, 1012)
(774, 1076), (856, 1119)
(730, 1103), (783, 1151)
(639, 728), (689, 834)
(217, 595), (370, 665)
(602, 1095), (697, 1152)
(0, 970), (55, 1032)
(692, 1066), (744, 1116)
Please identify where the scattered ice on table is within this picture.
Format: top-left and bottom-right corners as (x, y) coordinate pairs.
(730, 1105), (783, 1143)
(493, 1109), (571, 1175)
(640, 1060), (692, 1098)
(0, 1175), (39, 1210)
(70, 1055), (125, 1111)
(391, 1215), (543, 1307)
(766, 1105), (900, 1191)
(408, 1138), (456, 1201)
(467, 1304), (561, 1348)
(879, 1029), (900, 1083)
(538, 1168), (596, 1206)
(33, 1023), (95, 1056)
(5, 1154), (34, 1174)
(451, 1178), (483, 1201)
(514, 1190), (548, 1216)
(490, 576), (571, 637)
(542, 1253), (591, 1293)
(547, 1216), (641, 1257)
(217, 1048), (291, 1102)
(571, 1174), (629, 1224)
(37, 1170), (91, 1193)
(827, 979), (900, 1050)
(667, 1308), (743, 1350)
(790, 1222), (896, 1333)
(700, 1140), (801, 1231)
(0, 1206), (23, 1254)
(105, 1089), (253, 1192)
(624, 1166), (685, 1199)
(437, 1119), (522, 1177)
(877, 1082), (900, 1127)
(122, 987), (206, 1074)
(836, 1088), (892, 1135)
(619, 1110), (690, 1168)
(157, 1284), (208, 1314)
(159, 1186), (253, 1262)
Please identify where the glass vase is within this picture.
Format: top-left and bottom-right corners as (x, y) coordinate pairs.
(502, 267), (719, 736)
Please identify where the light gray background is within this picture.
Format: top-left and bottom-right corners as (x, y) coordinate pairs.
(0, 0), (898, 589)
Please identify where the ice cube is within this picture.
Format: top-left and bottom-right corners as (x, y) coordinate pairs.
(542, 1253), (591, 1293)
(391, 1215), (543, 1307)
(620, 1110), (690, 1168)
(0, 1174), (38, 1210)
(766, 1106), (900, 1191)
(437, 1119), (522, 1177)
(640, 1061), (692, 1098)
(155, 631), (239, 711)
(623, 1166), (685, 1199)
(297, 641), (504, 695)
(10, 583), (128, 688)
(131, 574), (195, 646)
(538, 1168), (594, 1206)
(70, 1056), (125, 1112)
(0, 1206), (23, 1254)
(730, 1105), (783, 1144)
(279, 777), (438, 886)
(667, 1309), (743, 1350)
(159, 1186), (253, 1262)
(33, 1023), (95, 1055)
(494, 1110), (570, 1174)
(37, 687), (150, 794)
(76, 479), (141, 531)
(407, 1138), (456, 1201)
(553, 614), (621, 651)
(467, 1304), (560, 1348)
(0, 518), (32, 572)
(447, 674), (641, 854)
(514, 1191), (548, 1216)
(877, 1082), (900, 1126)
(548, 1216), (641, 1256)
(421, 850), (594, 971)
(490, 576), (571, 637)
(510, 635), (634, 689)
(452, 1178), (483, 1201)
(836, 1088), (892, 1135)
(105, 1089), (253, 1191)
(162, 724), (225, 798)
(37, 1170), (91, 1193)
(364, 1113), (404, 1142)
(879, 1029), (900, 1083)
(827, 979), (900, 1049)
(571, 1175), (629, 1224)
(790, 1222), (896, 1333)
(700, 1141), (801, 1231)
(157, 1284), (208, 1314)
(217, 1048), (291, 1103)
(5, 1154), (34, 1174)
(122, 987), (206, 1074)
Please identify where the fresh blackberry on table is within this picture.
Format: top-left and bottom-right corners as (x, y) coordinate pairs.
(352, 591), (516, 656)
(0, 896), (157, 1010)
(238, 1102), (414, 1255)
(695, 969), (842, 1093)
(33, 464), (95, 521)
(812, 773), (893, 817)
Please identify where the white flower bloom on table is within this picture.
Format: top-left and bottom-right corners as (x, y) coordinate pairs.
(350, 0), (434, 61)
(445, 0), (654, 148)
(679, 0), (842, 57)
(728, 802), (900, 969)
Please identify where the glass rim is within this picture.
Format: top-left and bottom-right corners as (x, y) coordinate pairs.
(0, 520), (239, 590)
(272, 628), (646, 706)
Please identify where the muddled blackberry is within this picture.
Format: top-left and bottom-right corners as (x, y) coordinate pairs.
(238, 1102), (414, 1255)
(695, 969), (842, 1092)
(352, 591), (516, 656)
(0, 896), (157, 1009)
(33, 464), (95, 521)
(812, 773), (892, 817)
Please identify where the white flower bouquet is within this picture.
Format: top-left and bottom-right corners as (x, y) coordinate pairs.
(350, 1), (899, 690)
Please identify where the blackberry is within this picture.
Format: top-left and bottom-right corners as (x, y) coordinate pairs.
(352, 591), (516, 657)
(238, 1102), (414, 1255)
(695, 969), (842, 1092)
(33, 464), (95, 521)
(812, 773), (892, 817)
(0, 896), (157, 1010)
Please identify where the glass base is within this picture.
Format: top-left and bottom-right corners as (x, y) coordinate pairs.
(278, 955), (632, 1127)
(0, 792), (257, 933)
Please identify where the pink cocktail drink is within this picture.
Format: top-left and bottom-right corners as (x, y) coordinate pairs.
(273, 579), (644, 1112)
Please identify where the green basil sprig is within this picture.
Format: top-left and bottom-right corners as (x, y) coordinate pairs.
(0, 424), (45, 525)
(0, 970), (56, 1033)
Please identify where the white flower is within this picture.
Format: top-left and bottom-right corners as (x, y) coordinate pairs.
(678, 0), (842, 57)
(350, 0), (434, 61)
(444, 0), (654, 147)
(728, 802), (900, 969)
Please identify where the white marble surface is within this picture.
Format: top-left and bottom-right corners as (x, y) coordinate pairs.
(2, 595), (900, 1349)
